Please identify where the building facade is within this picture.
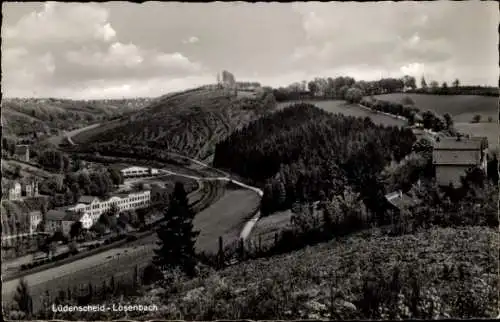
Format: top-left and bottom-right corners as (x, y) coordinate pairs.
(2, 180), (39, 200)
(14, 145), (30, 162)
(118, 166), (159, 178)
(6, 182), (22, 200)
(28, 211), (43, 234)
(65, 190), (151, 229)
(433, 136), (488, 187)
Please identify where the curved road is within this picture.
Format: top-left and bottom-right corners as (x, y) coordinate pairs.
(64, 125), (263, 240)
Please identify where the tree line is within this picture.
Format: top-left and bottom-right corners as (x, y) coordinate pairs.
(39, 168), (124, 208)
(213, 103), (416, 215)
(359, 96), (454, 132)
(272, 75), (498, 103)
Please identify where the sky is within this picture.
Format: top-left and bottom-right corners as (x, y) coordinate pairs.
(2, 1), (498, 99)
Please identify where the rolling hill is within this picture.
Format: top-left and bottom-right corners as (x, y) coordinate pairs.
(71, 88), (277, 160)
(1, 98), (152, 137)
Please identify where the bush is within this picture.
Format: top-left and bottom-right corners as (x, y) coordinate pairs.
(126, 235), (138, 242)
(472, 114), (482, 123)
(142, 264), (164, 285)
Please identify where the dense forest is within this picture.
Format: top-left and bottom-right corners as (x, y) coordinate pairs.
(213, 103), (416, 215)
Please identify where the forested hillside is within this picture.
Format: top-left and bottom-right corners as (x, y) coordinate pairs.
(213, 103), (416, 214)
(73, 88), (277, 160)
(1, 98), (151, 137)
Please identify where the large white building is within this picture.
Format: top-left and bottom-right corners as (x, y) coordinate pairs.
(46, 190), (151, 232)
(115, 166), (159, 178)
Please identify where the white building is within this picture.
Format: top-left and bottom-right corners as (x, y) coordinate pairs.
(62, 190), (152, 229)
(117, 166), (159, 178)
(28, 211), (43, 234)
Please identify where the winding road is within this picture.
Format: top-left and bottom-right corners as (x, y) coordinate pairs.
(64, 124), (263, 240)
(1, 121), (265, 311)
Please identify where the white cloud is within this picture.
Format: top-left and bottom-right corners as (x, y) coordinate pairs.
(66, 42), (144, 68)
(400, 62), (425, 76)
(183, 36), (199, 44)
(65, 43), (201, 76)
(3, 2), (116, 45)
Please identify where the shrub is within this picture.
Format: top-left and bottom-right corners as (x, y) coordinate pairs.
(142, 264), (164, 285)
(472, 114), (481, 123)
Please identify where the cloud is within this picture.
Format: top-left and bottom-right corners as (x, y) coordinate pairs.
(400, 63), (425, 76)
(3, 2), (116, 46)
(2, 3), (205, 98)
(2, 2), (497, 98)
(183, 36), (199, 44)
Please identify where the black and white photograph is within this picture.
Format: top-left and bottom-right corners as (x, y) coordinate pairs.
(1, 1), (499, 320)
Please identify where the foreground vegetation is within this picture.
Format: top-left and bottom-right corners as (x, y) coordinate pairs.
(17, 225), (497, 320)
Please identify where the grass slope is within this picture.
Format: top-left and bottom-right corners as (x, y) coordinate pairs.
(277, 100), (407, 127)
(72, 88), (276, 159)
(145, 226), (497, 320)
(45, 226), (496, 320)
(373, 93), (497, 123)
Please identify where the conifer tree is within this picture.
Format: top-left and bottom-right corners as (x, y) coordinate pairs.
(13, 278), (33, 319)
(153, 182), (200, 277)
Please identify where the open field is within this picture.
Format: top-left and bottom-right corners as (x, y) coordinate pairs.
(2, 243), (151, 312)
(249, 209), (294, 246)
(277, 100), (407, 127)
(455, 122), (500, 152)
(71, 120), (125, 144)
(46, 122), (101, 146)
(373, 93), (498, 123)
(194, 187), (261, 254)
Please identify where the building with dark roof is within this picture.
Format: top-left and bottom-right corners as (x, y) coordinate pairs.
(14, 145), (30, 162)
(432, 136), (488, 187)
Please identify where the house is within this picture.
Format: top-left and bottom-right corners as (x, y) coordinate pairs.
(14, 145), (30, 162)
(45, 209), (71, 234)
(385, 190), (421, 211)
(3, 181), (22, 200)
(28, 211), (43, 234)
(432, 136), (488, 187)
(384, 190), (421, 221)
(21, 179), (39, 198)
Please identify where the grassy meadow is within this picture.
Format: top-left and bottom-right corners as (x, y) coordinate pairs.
(373, 93), (497, 123)
(277, 100), (407, 127)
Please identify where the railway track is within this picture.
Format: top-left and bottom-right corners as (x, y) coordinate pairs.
(3, 180), (223, 282)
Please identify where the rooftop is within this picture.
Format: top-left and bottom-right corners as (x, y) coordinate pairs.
(14, 145), (29, 154)
(77, 195), (99, 204)
(433, 136), (487, 151)
(46, 209), (70, 221)
(385, 191), (421, 210)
